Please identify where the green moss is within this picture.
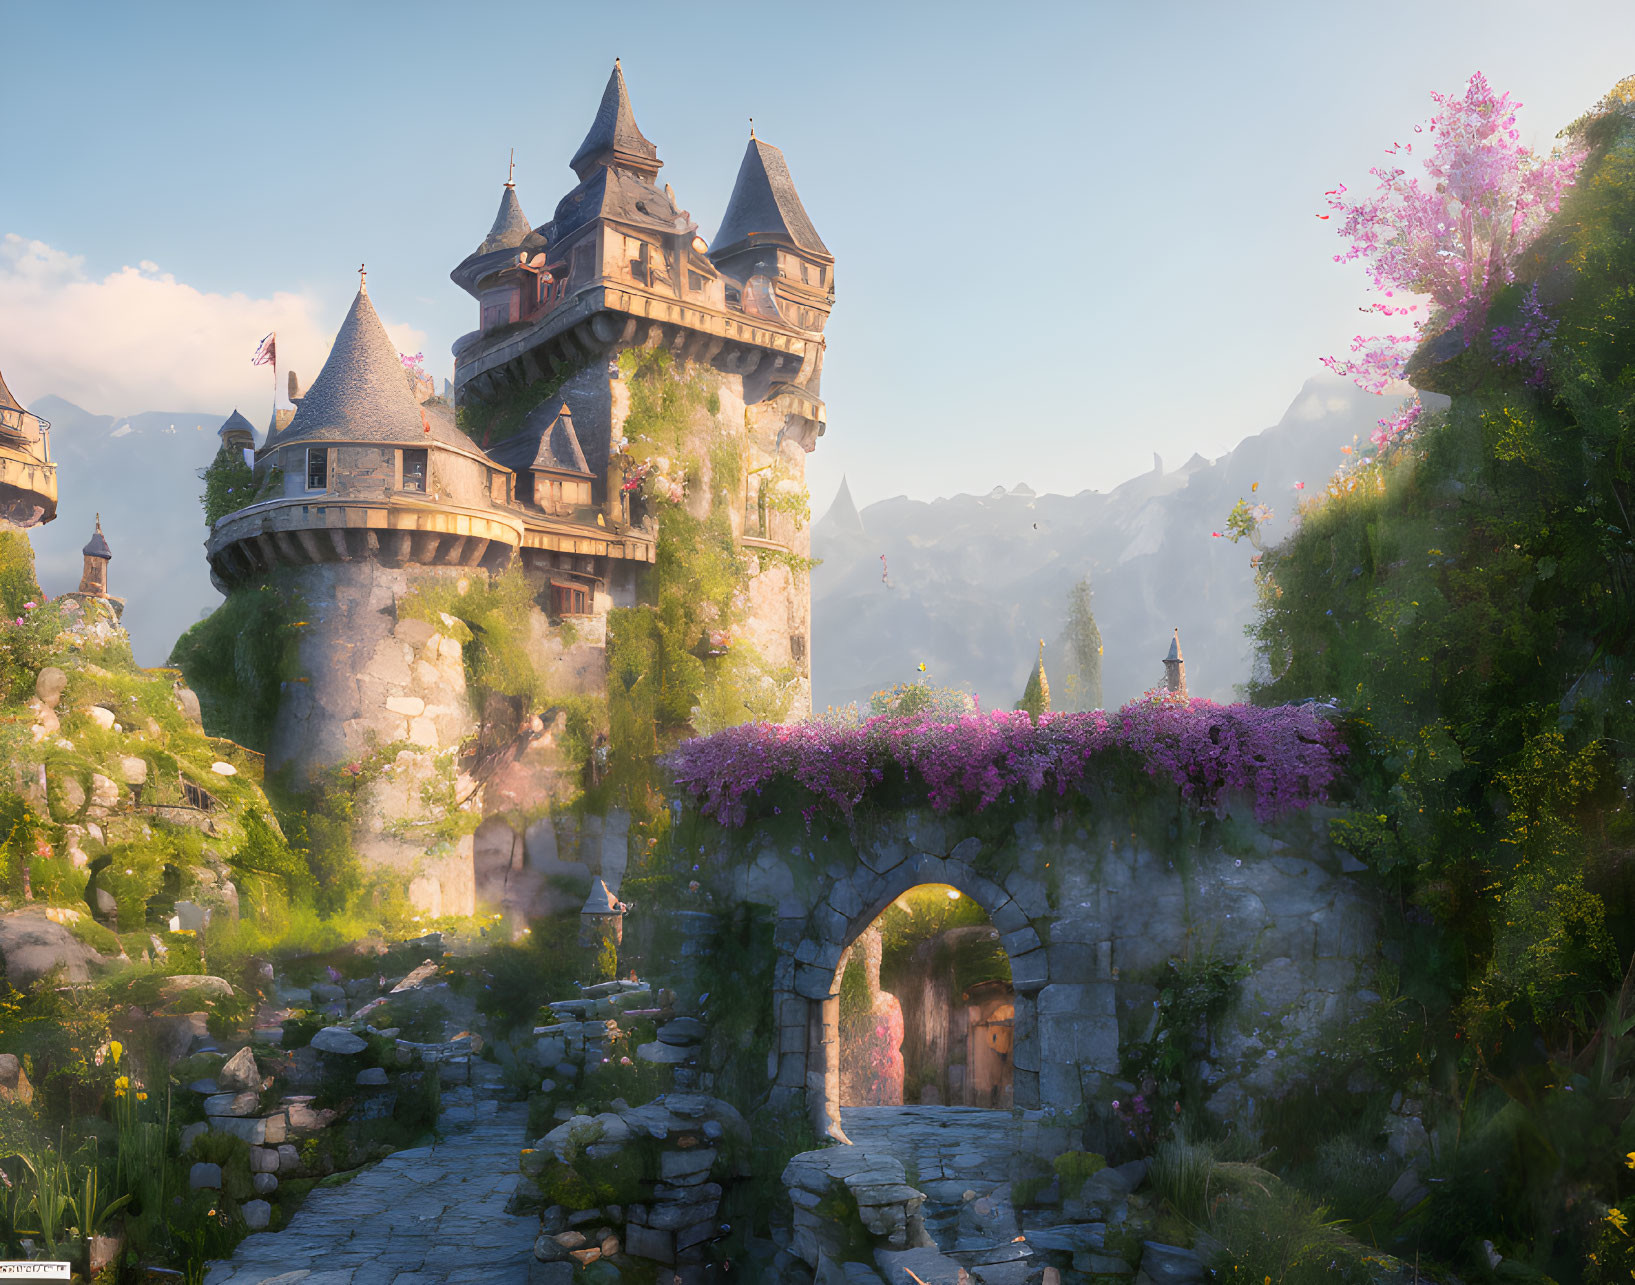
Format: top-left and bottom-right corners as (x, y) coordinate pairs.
(169, 576), (306, 753)
(456, 363), (580, 447)
(1052, 1149), (1107, 1199)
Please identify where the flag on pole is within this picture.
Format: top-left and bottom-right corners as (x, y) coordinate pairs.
(251, 333), (276, 367)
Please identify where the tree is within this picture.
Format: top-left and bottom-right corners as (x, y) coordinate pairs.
(1015, 639), (1050, 720)
(1057, 577), (1104, 712)
(1322, 71), (1583, 438)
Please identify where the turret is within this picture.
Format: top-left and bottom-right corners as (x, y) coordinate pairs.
(217, 409), (256, 454)
(79, 514), (111, 596)
(0, 369), (56, 528)
(1162, 629), (1187, 699)
(569, 60), (661, 183)
(709, 134), (834, 337)
(206, 274), (526, 590)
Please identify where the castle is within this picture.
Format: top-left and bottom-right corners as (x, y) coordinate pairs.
(0, 369), (57, 529)
(201, 63), (834, 915)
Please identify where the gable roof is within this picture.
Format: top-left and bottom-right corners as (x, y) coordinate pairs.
(267, 285), (473, 454)
(712, 138), (830, 261)
(486, 402), (593, 477)
(570, 61), (660, 180)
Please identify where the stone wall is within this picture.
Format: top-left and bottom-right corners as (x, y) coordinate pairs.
(689, 801), (1378, 1143)
(268, 560), (480, 917)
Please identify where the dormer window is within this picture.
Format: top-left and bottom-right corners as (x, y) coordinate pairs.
(306, 448), (327, 492)
(402, 448), (427, 492)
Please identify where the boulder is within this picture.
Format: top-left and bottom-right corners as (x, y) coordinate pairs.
(252, 1172), (278, 1195)
(355, 1067), (389, 1086)
(241, 1199), (271, 1230)
(203, 1091), (260, 1117)
(86, 705), (116, 731)
(311, 1027), (368, 1055)
(174, 686), (203, 725)
(0, 908), (111, 988)
(118, 756), (148, 786)
(1139, 1242), (1206, 1284)
(0, 1053), (32, 1104)
(157, 975), (234, 1004)
(189, 1163), (221, 1190)
(216, 1045), (260, 1092)
(35, 667), (66, 708)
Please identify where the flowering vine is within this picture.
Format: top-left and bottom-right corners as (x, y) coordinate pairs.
(668, 696), (1346, 828)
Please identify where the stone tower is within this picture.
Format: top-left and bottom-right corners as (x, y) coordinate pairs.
(78, 515), (111, 596)
(0, 369), (57, 529)
(449, 61), (833, 712)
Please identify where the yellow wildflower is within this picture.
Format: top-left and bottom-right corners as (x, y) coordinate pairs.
(1608, 1207), (1630, 1235)
(136, 1092), (148, 1101)
(1625, 1151), (1635, 1169)
(109, 1039), (123, 1066)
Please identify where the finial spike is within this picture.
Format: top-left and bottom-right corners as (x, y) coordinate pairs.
(749, 116), (756, 139)
(506, 147), (515, 188)
(358, 262), (367, 292)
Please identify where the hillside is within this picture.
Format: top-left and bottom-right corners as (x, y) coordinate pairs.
(810, 373), (1444, 712)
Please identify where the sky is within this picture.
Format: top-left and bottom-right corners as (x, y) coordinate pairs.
(2, 0), (1632, 513)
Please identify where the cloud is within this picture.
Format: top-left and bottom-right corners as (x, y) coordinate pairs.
(0, 234), (428, 416)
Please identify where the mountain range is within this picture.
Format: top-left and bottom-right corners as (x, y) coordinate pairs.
(809, 374), (1439, 714)
(24, 374), (1424, 699)
(27, 395), (229, 666)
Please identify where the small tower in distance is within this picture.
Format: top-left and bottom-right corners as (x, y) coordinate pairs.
(1162, 629), (1187, 699)
(79, 514), (111, 596)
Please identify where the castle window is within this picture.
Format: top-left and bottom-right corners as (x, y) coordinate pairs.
(688, 271), (703, 293)
(818, 266), (827, 287)
(799, 262), (809, 284)
(791, 633), (807, 662)
(401, 449), (427, 492)
(306, 448), (327, 492)
(181, 778), (217, 811)
(551, 581), (589, 617)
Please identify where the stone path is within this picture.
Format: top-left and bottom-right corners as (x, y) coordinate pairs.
(841, 1106), (1024, 1252)
(203, 1088), (539, 1285)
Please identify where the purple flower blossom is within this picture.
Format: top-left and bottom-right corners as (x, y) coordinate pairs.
(667, 698), (1346, 827)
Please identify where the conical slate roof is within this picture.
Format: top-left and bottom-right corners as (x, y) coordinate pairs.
(217, 409), (256, 444)
(270, 285), (472, 453)
(83, 516), (110, 560)
(1166, 630), (1183, 662)
(713, 137), (829, 261)
(486, 403), (593, 477)
(570, 61), (660, 180)
(477, 185), (533, 256)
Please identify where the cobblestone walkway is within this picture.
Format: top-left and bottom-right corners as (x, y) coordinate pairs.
(842, 1106), (1025, 1253)
(203, 1089), (538, 1285)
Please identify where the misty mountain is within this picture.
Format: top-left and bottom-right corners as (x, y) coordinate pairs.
(29, 395), (228, 666)
(810, 374), (1430, 714)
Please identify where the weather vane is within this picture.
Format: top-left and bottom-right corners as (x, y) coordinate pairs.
(358, 262), (366, 290)
(506, 148), (515, 188)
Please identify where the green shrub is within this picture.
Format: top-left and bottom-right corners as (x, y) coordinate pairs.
(168, 579), (305, 752)
(1150, 1134), (1215, 1223)
(1053, 1149), (1107, 1199)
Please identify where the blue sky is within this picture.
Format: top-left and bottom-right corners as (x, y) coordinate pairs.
(2, 0), (1632, 511)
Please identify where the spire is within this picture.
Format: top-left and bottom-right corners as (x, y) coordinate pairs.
(0, 369), (25, 419)
(483, 185), (532, 253)
(82, 514), (111, 560)
(1162, 629), (1187, 699)
(272, 282), (462, 450)
(569, 59), (660, 181)
(712, 136), (830, 261)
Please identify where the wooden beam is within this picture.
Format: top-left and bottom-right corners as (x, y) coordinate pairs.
(442, 536), (468, 565)
(327, 527), (351, 561)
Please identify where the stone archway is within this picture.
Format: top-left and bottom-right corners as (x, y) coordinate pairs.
(774, 840), (1064, 1143)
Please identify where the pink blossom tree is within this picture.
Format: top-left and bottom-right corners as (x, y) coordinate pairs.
(1322, 73), (1583, 442)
